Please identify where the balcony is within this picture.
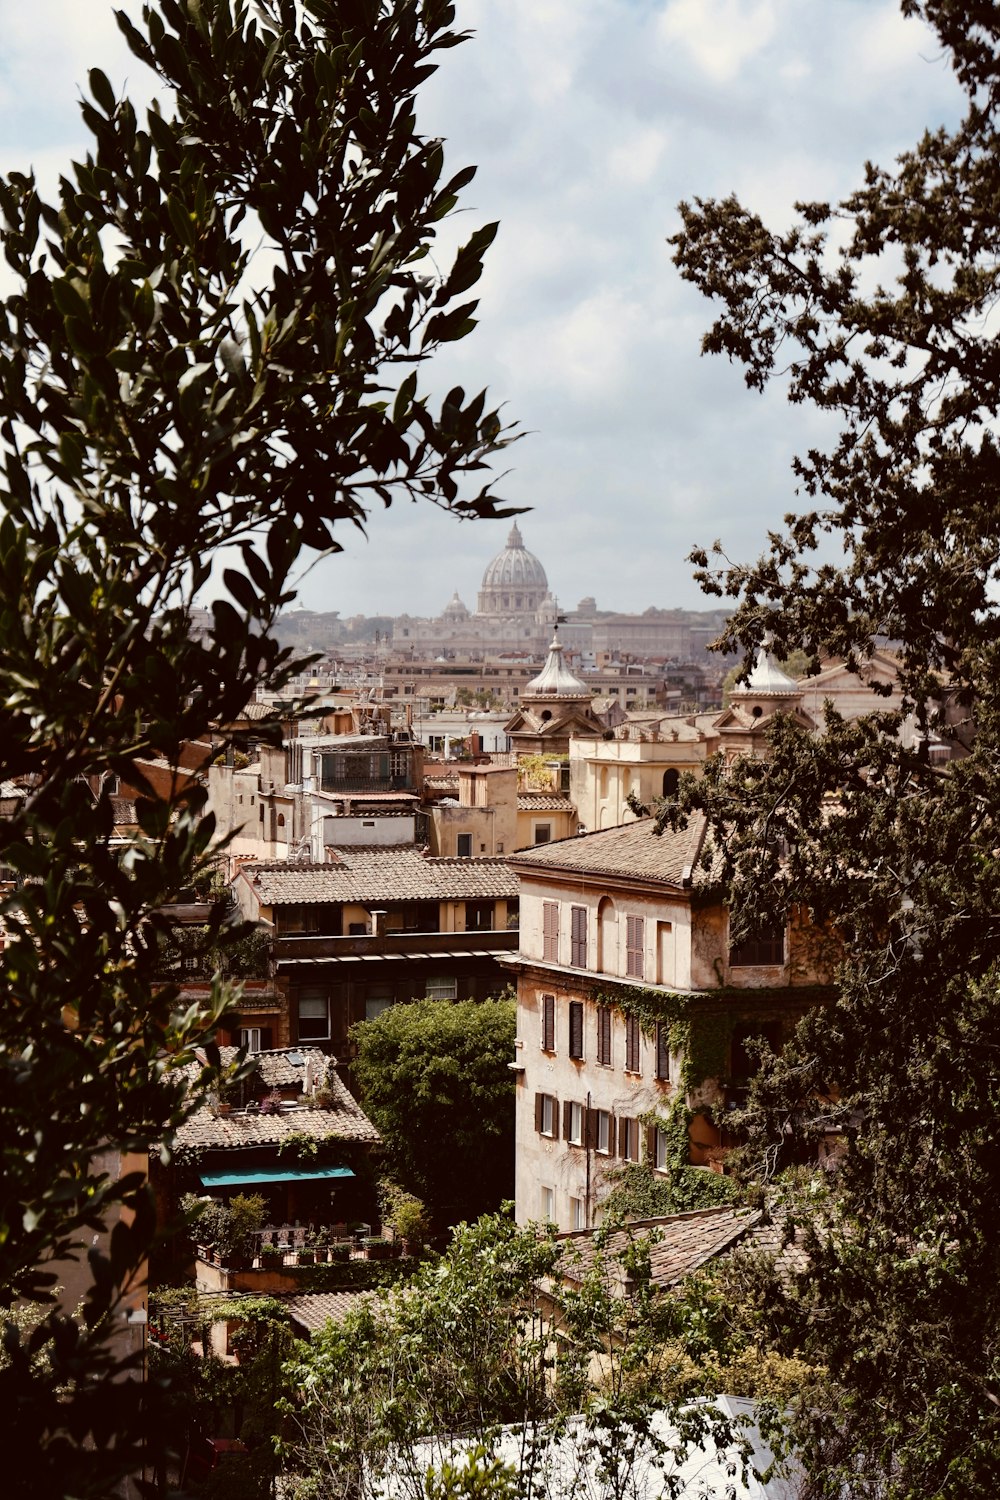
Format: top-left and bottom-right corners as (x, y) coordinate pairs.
(274, 928), (519, 966)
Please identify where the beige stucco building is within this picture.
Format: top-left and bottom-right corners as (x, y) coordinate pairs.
(507, 818), (833, 1233)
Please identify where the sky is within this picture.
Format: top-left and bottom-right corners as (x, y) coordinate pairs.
(0, 1), (965, 622)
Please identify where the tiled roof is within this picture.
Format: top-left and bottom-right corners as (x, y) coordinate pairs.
(558, 1206), (761, 1289)
(109, 796), (138, 826)
(510, 815), (709, 888)
(173, 1047), (380, 1151)
(241, 848), (519, 905)
(517, 795), (576, 812)
(283, 1289), (379, 1334)
(423, 775), (460, 791)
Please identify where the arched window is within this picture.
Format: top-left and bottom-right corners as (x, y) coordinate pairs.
(662, 768), (680, 797)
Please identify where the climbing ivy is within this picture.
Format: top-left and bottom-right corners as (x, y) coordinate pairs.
(601, 1160), (739, 1219)
(586, 982), (735, 1090)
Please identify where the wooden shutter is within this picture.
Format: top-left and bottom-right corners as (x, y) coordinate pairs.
(656, 1021), (671, 1081)
(541, 993), (555, 1052)
(645, 1123), (657, 1165)
(534, 1093), (545, 1133)
(569, 1001), (584, 1059)
(607, 1114), (617, 1157)
(585, 1108), (599, 1150)
(550, 1097), (560, 1140)
(543, 901), (559, 962)
(597, 1005), (612, 1066)
(563, 1099), (573, 1141)
(626, 915), (645, 979)
(625, 1015), (640, 1073)
(571, 905), (587, 967)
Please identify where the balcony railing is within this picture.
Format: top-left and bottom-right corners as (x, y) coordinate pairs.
(274, 928), (518, 962)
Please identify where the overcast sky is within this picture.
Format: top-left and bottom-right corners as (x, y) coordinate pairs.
(0, 1), (964, 621)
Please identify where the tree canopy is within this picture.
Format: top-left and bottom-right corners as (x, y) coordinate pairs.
(668, 2), (1000, 1493)
(0, 1), (516, 1490)
(352, 995), (516, 1225)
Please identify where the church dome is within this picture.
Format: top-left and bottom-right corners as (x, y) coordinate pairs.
(477, 523), (548, 615)
(524, 634), (591, 699)
(442, 591), (469, 619)
(730, 647), (800, 696)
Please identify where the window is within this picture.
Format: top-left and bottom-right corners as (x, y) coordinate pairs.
(535, 1093), (558, 1138)
(568, 1001), (584, 1060)
(729, 922), (785, 967)
(542, 901), (559, 962)
(625, 1014), (641, 1073)
(540, 1186), (556, 1222)
(626, 914), (645, 978)
(541, 993), (556, 1052)
(570, 906), (588, 967)
(425, 976), (458, 1001)
(619, 1117), (640, 1162)
(653, 1126), (671, 1171)
(465, 901), (494, 932)
(655, 1022), (674, 1082)
(456, 833), (473, 858)
(298, 991), (330, 1041)
(596, 1005), (612, 1066)
(534, 822), (552, 845)
(239, 1026), (270, 1054)
(729, 1021), (783, 1096)
(662, 768), (680, 797)
(564, 1100), (584, 1145)
(569, 1196), (586, 1230)
(365, 984), (394, 1023)
(593, 1108), (614, 1155)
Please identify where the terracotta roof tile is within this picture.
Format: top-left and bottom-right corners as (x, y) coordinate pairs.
(510, 815), (710, 888)
(558, 1206), (760, 1289)
(241, 848), (518, 905)
(173, 1048), (380, 1151)
(516, 795), (576, 812)
(283, 1289), (379, 1334)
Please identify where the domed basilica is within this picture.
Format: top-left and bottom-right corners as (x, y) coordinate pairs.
(392, 524), (561, 657)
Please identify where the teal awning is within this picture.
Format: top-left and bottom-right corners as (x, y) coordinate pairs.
(199, 1165), (355, 1188)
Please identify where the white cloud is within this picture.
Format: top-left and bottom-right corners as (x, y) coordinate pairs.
(657, 0), (777, 83)
(0, 0), (971, 617)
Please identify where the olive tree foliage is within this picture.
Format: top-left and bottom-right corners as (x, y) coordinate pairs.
(278, 1213), (744, 1500)
(665, 2), (1000, 1494)
(0, 1), (517, 1490)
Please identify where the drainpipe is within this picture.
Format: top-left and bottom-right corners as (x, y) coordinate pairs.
(585, 1089), (592, 1228)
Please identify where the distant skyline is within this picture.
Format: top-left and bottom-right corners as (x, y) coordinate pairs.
(0, 2), (964, 619)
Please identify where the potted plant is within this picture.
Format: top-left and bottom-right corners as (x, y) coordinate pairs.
(260, 1241), (283, 1268)
(218, 1193), (268, 1269)
(392, 1196), (431, 1256)
(362, 1236), (391, 1261)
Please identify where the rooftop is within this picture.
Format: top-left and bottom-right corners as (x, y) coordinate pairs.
(173, 1047), (380, 1152)
(510, 815), (709, 889)
(241, 847), (519, 905)
(558, 1206), (763, 1289)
